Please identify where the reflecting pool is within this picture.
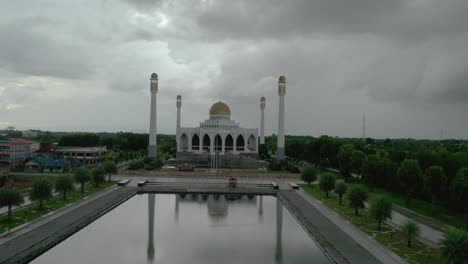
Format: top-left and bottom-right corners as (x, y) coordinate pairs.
(32, 194), (329, 264)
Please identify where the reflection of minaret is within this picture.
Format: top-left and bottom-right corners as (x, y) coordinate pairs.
(147, 193), (155, 261)
(174, 194), (179, 222)
(176, 95), (182, 152)
(277, 75), (286, 160)
(260, 97), (266, 144)
(258, 195), (263, 215)
(148, 73), (159, 160)
(275, 198), (283, 263)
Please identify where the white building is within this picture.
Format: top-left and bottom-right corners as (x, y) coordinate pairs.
(176, 101), (258, 155)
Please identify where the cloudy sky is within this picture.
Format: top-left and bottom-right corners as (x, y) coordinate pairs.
(1, 0), (467, 139)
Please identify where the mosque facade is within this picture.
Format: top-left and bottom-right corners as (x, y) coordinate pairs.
(176, 101), (258, 155)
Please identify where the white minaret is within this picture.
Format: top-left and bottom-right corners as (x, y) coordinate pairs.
(176, 95), (182, 129)
(260, 97), (266, 144)
(148, 73), (158, 160)
(277, 75), (286, 160)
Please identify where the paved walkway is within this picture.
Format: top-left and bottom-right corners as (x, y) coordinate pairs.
(295, 189), (407, 264)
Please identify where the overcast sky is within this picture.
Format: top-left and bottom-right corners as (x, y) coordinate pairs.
(1, 0), (467, 139)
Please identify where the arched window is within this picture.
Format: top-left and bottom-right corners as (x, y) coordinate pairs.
(192, 134), (200, 150)
(225, 135), (234, 152)
(236, 135), (245, 151)
(180, 133), (188, 151)
(203, 134), (210, 152)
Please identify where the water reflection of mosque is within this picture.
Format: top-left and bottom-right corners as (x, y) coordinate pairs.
(147, 193), (283, 263)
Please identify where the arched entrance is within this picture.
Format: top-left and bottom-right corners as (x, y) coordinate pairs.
(191, 134), (200, 150)
(214, 134), (222, 151)
(202, 134), (210, 152)
(247, 135), (256, 151)
(225, 134), (234, 152)
(180, 133), (188, 151)
(236, 135), (244, 152)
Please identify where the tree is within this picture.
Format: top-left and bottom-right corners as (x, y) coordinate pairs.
(424, 166), (446, 213)
(55, 176), (74, 200)
(102, 161), (117, 183)
(92, 167), (106, 187)
(362, 154), (380, 192)
(397, 159), (423, 206)
(401, 221), (420, 248)
(351, 150), (366, 179)
(74, 167), (91, 193)
(348, 186), (368, 216)
(0, 188), (24, 221)
(450, 168), (468, 214)
(319, 173), (336, 197)
(334, 181), (347, 206)
(369, 197), (392, 230)
(439, 228), (468, 264)
(337, 144), (354, 182)
(30, 178), (53, 209)
(301, 166), (317, 186)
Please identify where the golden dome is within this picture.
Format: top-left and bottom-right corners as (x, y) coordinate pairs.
(209, 101), (231, 116)
(151, 73), (158, 79)
(279, 75), (286, 82)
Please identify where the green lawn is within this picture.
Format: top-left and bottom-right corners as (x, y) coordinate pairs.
(301, 185), (445, 264)
(0, 182), (114, 234)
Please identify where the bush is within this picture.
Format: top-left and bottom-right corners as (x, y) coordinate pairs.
(286, 163), (300, 173)
(128, 161), (145, 170)
(145, 160), (163, 171)
(269, 159), (282, 171)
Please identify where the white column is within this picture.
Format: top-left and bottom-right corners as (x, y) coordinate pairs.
(188, 133), (192, 151)
(221, 135), (225, 155)
(260, 97), (265, 144)
(148, 73), (158, 160)
(277, 76), (286, 160)
(244, 135), (248, 153)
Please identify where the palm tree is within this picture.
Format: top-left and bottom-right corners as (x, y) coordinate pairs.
(334, 181), (347, 206)
(55, 176), (74, 200)
(301, 166), (317, 186)
(319, 173), (336, 198)
(401, 221), (420, 247)
(369, 197), (392, 230)
(74, 167), (91, 193)
(439, 228), (468, 264)
(0, 188), (24, 221)
(102, 161), (117, 183)
(30, 178), (53, 209)
(92, 167), (106, 187)
(348, 186), (368, 216)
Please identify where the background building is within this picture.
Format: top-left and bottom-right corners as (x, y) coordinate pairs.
(55, 146), (107, 165)
(0, 139), (40, 168)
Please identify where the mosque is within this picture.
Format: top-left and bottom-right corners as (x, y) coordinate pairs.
(147, 73), (286, 169)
